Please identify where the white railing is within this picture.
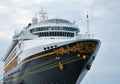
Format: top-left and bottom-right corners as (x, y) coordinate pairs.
(30, 23), (78, 29)
(76, 34), (94, 39)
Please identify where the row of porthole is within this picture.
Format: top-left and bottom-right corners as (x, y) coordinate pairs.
(44, 45), (57, 50)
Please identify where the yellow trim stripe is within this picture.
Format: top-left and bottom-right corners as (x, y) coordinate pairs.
(23, 51), (55, 64)
(5, 56), (80, 83)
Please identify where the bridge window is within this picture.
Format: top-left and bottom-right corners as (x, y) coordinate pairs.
(36, 32), (74, 37)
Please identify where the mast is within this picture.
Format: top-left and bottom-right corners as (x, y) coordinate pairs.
(86, 11), (90, 34)
(38, 7), (48, 21)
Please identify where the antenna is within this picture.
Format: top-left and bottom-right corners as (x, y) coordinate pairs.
(38, 7), (48, 20)
(86, 11), (90, 34)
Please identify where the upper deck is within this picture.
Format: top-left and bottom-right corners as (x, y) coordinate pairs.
(27, 19), (79, 38)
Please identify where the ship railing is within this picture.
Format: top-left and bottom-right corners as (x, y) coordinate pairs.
(31, 23), (78, 28)
(76, 34), (94, 39)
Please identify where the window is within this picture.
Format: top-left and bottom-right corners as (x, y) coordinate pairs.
(51, 46), (53, 48)
(44, 32), (46, 36)
(18, 43), (21, 49)
(54, 32), (56, 36)
(53, 32), (55, 36)
(44, 48), (46, 50)
(37, 32), (74, 37)
(50, 32), (52, 36)
(47, 47), (50, 49)
(46, 32), (49, 36)
(54, 45), (57, 47)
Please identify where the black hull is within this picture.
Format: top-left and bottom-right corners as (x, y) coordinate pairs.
(3, 39), (100, 84)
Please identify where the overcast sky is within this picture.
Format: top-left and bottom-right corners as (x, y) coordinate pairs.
(0, 0), (120, 84)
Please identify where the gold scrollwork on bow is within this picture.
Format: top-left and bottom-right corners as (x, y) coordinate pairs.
(54, 42), (97, 55)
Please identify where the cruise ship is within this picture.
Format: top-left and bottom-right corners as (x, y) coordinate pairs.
(3, 9), (101, 84)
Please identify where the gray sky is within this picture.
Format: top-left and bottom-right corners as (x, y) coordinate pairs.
(0, 0), (120, 83)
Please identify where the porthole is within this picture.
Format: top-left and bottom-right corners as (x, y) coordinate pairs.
(44, 48), (46, 50)
(54, 45), (57, 47)
(51, 46), (53, 48)
(47, 47), (50, 49)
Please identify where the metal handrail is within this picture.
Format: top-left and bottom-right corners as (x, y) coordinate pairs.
(76, 34), (94, 39)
